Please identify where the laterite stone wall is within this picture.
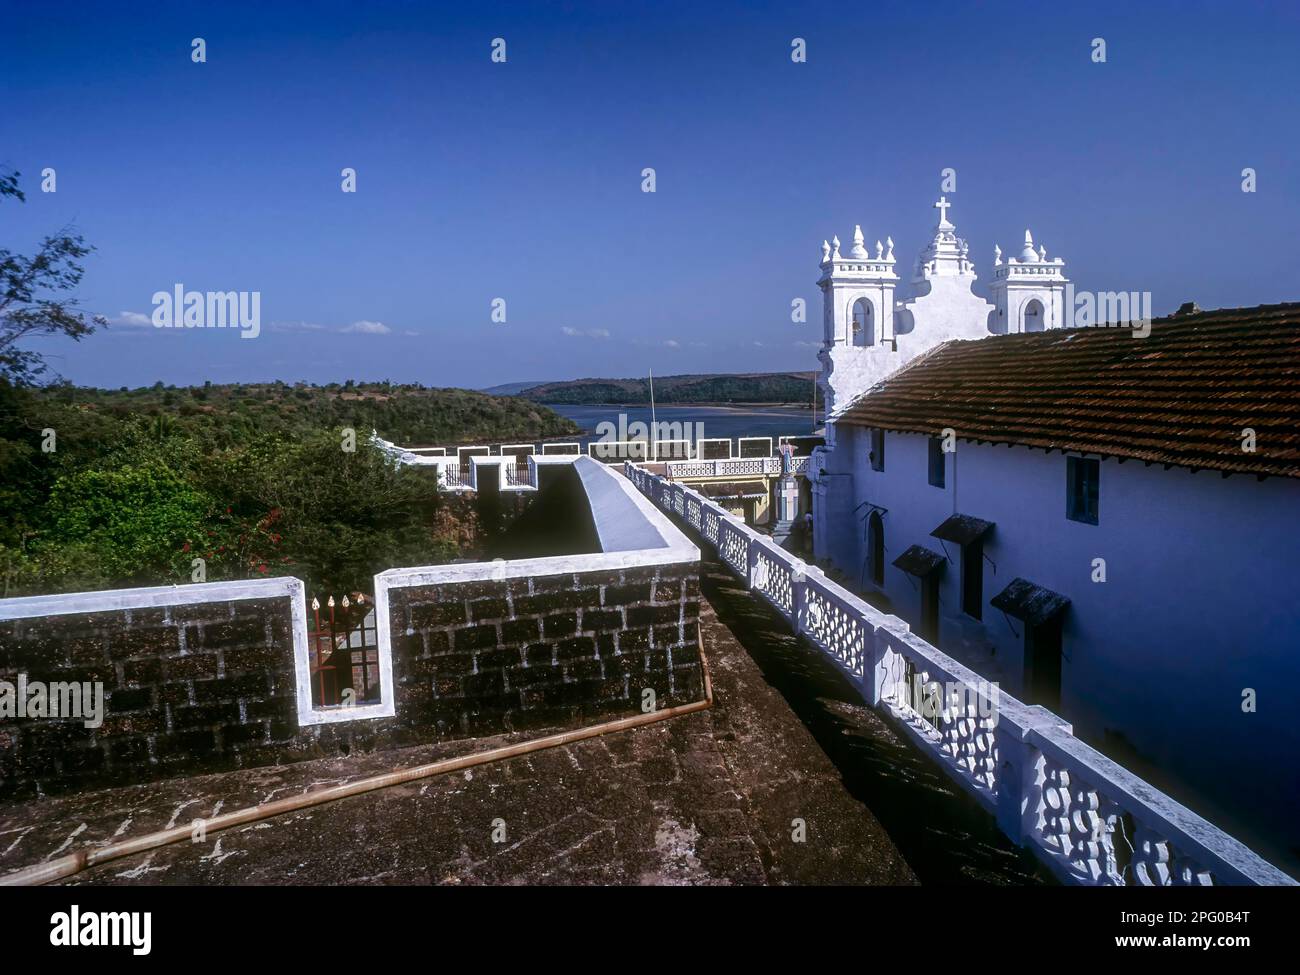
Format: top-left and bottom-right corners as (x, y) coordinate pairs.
(386, 561), (703, 736)
(0, 559), (704, 800)
(0, 596), (301, 801)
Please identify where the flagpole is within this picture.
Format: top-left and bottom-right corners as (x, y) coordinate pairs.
(648, 366), (657, 461)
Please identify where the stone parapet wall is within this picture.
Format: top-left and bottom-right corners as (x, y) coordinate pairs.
(386, 562), (702, 737)
(1, 459), (705, 801)
(0, 581), (304, 801)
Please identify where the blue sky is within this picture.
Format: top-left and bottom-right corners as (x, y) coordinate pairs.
(3, 0), (1298, 389)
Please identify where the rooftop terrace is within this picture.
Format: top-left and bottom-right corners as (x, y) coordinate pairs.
(0, 552), (1048, 885)
(0, 456), (1293, 885)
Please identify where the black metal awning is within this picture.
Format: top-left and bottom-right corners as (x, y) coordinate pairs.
(930, 513), (994, 546)
(698, 481), (767, 501)
(990, 578), (1070, 627)
(891, 544), (946, 578)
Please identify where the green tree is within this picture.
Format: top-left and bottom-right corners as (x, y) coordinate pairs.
(0, 168), (106, 384)
(216, 432), (447, 594)
(42, 461), (211, 584)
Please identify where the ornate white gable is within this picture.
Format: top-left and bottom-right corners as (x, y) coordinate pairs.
(816, 198), (1068, 436)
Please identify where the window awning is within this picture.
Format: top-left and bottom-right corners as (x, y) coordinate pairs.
(698, 481), (767, 501)
(930, 513), (994, 546)
(891, 544), (946, 578)
(991, 578), (1070, 627)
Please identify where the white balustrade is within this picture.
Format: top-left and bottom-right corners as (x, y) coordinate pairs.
(665, 457), (782, 479)
(625, 466), (1296, 887)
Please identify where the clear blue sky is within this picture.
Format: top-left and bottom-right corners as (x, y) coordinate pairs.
(3, 0), (1297, 389)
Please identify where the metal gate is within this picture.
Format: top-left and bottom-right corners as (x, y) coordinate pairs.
(308, 594), (380, 708)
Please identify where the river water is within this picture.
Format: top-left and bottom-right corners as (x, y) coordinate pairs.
(545, 403), (822, 450)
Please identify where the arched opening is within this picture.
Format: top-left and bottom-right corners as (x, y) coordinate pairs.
(851, 298), (875, 347)
(867, 510), (884, 586)
(1023, 298), (1045, 333)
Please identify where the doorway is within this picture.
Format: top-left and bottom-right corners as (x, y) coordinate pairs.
(920, 574), (940, 644)
(1024, 620), (1062, 710)
(867, 511), (884, 586)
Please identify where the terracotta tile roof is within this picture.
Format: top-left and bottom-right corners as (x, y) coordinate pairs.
(837, 303), (1300, 479)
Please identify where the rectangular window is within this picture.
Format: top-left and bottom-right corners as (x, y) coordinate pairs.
(870, 429), (885, 472)
(961, 543), (983, 620)
(1066, 456), (1100, 525)
(927, 437), (945, 488)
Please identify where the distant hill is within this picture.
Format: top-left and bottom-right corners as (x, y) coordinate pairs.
(515, 372), (822, 407)
(481, 380), (551, 396)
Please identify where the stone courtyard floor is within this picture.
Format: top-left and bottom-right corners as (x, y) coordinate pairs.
(0, 553), (1049, 886)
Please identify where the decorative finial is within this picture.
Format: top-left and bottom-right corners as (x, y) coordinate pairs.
(341, 594), (350, 609)
(311, 597), (320, 611)
(1020, 229), (1038, 262)
(1038, 244), (1047, 261)
(821, 239), (830, 262)
(850, 224), (868, 259)
(831, 235), (840, 259)
(934, 196), (953, 227)
(994, 244), (1002, 266)
(885, 236), (894, 260)
(327, 595), (335, 608)
(875, 239), (883, 259)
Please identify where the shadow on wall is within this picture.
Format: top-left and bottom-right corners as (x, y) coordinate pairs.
(484, 464), (600, 559)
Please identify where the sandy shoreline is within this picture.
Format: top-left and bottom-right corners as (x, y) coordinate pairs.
(540, 401), (817, 411)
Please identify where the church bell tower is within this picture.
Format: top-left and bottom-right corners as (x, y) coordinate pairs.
(816, 225), (899, 440)
(988, 229), (1070, 333)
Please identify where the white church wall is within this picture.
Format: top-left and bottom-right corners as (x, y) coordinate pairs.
(834, 427), (1300, 864)
(896, 273), (994, 346)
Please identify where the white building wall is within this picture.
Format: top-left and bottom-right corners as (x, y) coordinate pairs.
(832, 428), (1300, 865)
(811, 426), (861, 572)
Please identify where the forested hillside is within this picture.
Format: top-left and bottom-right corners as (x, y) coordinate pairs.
(516, 372), (822, 406)
(0, 381), (579, 597)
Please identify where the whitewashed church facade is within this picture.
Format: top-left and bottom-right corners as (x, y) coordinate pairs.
(807, 200), (1300, 871)
(815, 197), (1067, 431)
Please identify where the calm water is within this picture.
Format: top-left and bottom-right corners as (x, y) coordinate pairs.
(546, 403), (821, 449)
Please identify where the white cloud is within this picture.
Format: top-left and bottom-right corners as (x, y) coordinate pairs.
(664, 339), (680, 348)
(269, 319), (392, 335)
(342, 320), (391, 335)
(112, 311), (153, 327)
(561, 326), (610, 339)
